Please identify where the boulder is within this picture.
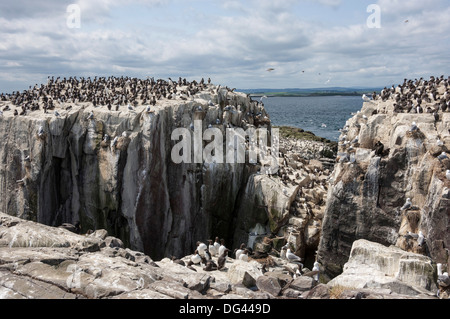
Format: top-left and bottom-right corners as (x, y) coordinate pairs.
(256, 276), (282, 296)
(227, 260), (263, 288)
(327, 239), (437, 297)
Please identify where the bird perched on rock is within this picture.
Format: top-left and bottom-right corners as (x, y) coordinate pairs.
(86, 111), (94, 120)
(191, 250), (202, 265)
(218, 248), (230, 270)
(434, 111), (439, 122)
(280, 244), (288, 259)
(38, 126), (45, 138)
(204, 249), (212, 261)
(203, 260), (218, 272)
(286, 248), (303, 268)
(213, 237), (221, 256)
(437, 152), (448, 161)
(111, 136), (119, 148)
(404, 231), (419, 240)
(418, 231), (425, 247)
(186, 260), (197, 272)
(218, 238), (227, 257)
(54, 110), (60, 117)
(401, 198), (412, 211)
(410, 122), (418, 132)
(196, 241), (207, 257)
(362, 94), (371, 102)
(58, 221), (80, 234)
(312, 261), (320, 282)
(208, 239), (217, 256)
(437, 264), (450, 288)
(234, 243), (246, 260)
(238, 249), (249, 262)
(171, 256), (185, 266)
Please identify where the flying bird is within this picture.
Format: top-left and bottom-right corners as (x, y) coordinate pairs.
(266, 68), (275, 72)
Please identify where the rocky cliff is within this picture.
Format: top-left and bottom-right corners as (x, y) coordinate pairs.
(0, 77), (337, 266)
(317, 77), (450, 283)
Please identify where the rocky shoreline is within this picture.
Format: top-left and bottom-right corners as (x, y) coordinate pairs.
(0, 75), (449, 300)
(0, 212), (441, 299)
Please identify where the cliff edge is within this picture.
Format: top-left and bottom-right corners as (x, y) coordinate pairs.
(317, 76), (450, 284)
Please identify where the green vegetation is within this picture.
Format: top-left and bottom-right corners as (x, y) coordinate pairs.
(274, 125), (338, 158)
(275, 125), (331, 143)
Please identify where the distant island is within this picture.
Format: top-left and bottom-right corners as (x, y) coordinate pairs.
(239, 87), (383, 97)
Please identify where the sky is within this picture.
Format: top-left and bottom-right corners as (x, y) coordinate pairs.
(0, 0), (449, 92)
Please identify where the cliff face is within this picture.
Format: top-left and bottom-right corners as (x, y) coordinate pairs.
(0, 86), (271, 260)
(317, 83), (450, 280)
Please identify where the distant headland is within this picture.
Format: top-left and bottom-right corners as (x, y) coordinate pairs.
(240, 87), (384, 97)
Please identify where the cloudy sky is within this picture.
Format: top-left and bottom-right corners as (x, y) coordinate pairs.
(1, 0), (449, 92)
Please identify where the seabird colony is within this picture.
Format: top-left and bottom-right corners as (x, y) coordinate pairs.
(371, 75), (450, 115)
(0, 76), (214, 116)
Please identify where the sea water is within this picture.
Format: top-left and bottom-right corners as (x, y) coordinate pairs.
(262, 95), (364, 141)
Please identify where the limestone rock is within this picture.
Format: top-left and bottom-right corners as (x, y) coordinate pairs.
(256, 275), (282, 296)
(318, 93), (450, 280)
(227, 260), (263, 288)
(327, 239), (437, 297)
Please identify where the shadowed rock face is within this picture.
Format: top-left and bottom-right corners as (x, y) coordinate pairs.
(317, 82), (450, 280)
(0, 84), (271, 260)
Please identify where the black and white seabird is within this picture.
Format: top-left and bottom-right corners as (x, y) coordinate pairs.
(238, 249), (249, 262)
(218, 238), (227, 257)
(186, 261), (197, 272)
(191, 250), (202, 265)
(203, 260), (218, 272)
(401, 198), (412, 211)
(196, 241), (207, 257)
(437, 152), (448, 161)
(171, 256), (186, 266)
(217, 248), (230, 270)
(213, 237), (221, 256)
(58, 221), (81, 234)
(234, 243), (246, 260)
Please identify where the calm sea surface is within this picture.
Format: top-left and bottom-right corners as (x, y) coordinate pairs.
(262, 96), (364, 141)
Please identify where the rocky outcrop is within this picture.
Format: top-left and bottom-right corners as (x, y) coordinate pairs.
(0, 82), (276, 260)
(327, 239), (437, 297)
(0, 212), (441, 299)
(0, 77), (337, 271)
(317, 78), (450, 283)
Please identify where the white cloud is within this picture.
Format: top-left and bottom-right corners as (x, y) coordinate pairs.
(0, 0), (449, 91)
